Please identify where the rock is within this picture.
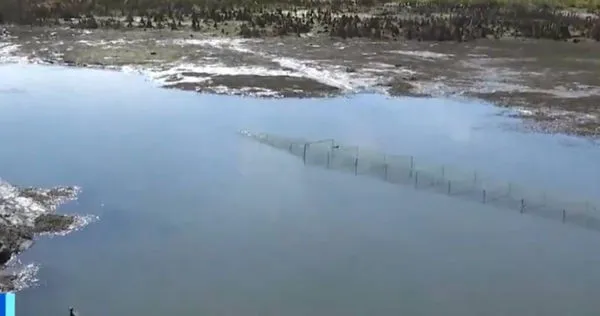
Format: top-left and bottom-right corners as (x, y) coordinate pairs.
(385, 77), (425, 97)
(33, 214), (74, 233)
(0, 274), (16, 292)
(0, 179), (84, 290)
(0, 224), (34, 266)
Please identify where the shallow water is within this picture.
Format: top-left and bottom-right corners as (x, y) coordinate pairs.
(2, 64), (600, 316)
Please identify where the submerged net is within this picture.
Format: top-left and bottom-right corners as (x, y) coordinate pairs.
(239, 130), (600, 233)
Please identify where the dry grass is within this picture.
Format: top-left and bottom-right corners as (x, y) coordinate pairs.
(408, 0), (600, 9)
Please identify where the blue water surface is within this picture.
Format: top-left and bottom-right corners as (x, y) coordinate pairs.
(1, 64), (600, 316)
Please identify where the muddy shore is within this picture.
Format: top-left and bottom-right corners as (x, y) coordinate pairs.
(1, 3), (599, 138)
(3, 17), (599, 137)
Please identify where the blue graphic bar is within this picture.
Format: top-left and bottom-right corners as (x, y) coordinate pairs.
(0, 293), (15, 316)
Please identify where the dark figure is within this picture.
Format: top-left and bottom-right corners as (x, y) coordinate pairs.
(126, 13), (134, 28)
(191, 11), (199, 30)
(69, 307), (78, 316)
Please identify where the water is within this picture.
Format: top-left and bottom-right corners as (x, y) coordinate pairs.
(1, 64), (600, 316)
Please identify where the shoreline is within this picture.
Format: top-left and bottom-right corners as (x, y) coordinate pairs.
(3, 23), (600, 138)
(0, 179), (94, 292)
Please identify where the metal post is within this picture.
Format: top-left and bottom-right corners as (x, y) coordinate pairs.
(409, 156), (414, 178)
(302, 143), (308, 164)
(354, 157), (358, 176)
(520, 199), (525, 213)
(447, 180), (451, 195)
(562, 209), (566, 223)
(383, 155), (388, 181)
(383, 164), (388, 181)
(326, 152), (330, 169)
(482, 189), (486, 204)
(414, 171), (419, 188)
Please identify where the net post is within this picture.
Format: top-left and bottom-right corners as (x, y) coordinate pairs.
(409, 156), (414, 178)
(520, 199), (525, 213)
(383, 164), (388, 180)
(303, 143), (308, 164)
(383, 154), (388, 181)
(441, 165), (445, 181)
(326, 151), (330, 169)
(354, 147), (359, 175)
(383, 164), (388, 181)
(482, 189), (486, 204)
(447, 180), (451, 195)
(562, 209), (566, 223)
(414, 171), (419, 188)
(473, 171), (478, 186)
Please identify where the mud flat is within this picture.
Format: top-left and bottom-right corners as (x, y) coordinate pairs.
(1, 3), (600, 133)
(0, 1), (600, 137)
(0, 179), (95, 291)
(4, 26), (600, 137)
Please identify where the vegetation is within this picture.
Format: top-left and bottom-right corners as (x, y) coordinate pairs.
(0, 0), (598, 44)
(0, 0), (598, 24)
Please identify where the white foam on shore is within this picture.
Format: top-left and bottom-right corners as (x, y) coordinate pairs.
(0, 42), (27, 64)
(170, 38), (257, 54)
(272, 57), (354, 91)
(387, 50), (454, 60)
(154, 63), (302, 81)
(1, 261), (40, 291)
(159, 37), (400, 94)
(3, 35), (413, 96)
(207, 85), (282, 97)
(77, 39), (143, 47)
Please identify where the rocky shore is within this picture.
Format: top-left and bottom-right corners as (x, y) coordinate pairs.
(0, 179), (84, 291)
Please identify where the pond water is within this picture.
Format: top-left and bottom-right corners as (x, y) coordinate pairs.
(1, 64), (600, 316)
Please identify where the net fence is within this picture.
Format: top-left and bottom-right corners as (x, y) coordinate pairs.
(239, 130), (600, 233)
